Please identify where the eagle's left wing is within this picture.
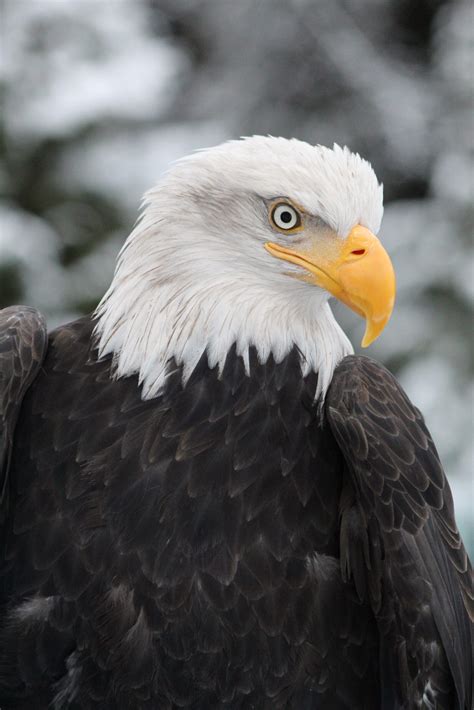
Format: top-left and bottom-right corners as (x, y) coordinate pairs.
(0, 305), (48, 522)
(326, 355), (473, 710)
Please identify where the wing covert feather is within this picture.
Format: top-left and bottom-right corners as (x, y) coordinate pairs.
(326, 355), (473, 710)
(0, 306), (48, 519)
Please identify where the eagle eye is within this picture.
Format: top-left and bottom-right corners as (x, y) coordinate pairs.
(270, 203), (301, 231)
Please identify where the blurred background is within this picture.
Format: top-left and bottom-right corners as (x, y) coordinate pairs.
(1, 0), (472, 549)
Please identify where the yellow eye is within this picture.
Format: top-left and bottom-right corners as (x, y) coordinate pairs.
(271, 203), (301, 231)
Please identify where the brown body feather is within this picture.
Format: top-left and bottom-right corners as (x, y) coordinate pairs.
(0, 307), (471, 709)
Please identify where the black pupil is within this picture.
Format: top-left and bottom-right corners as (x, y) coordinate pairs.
(280, 210), (293, 224)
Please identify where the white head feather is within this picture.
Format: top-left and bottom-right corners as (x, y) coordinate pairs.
(94, 136), (384, 400)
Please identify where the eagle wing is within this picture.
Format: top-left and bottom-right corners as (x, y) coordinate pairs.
(0, 306), (48, 521)
(326, 355), (473, 710)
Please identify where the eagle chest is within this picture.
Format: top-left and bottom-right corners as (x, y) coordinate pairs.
(122, 349), (342, 586)
(8, 341), (345, 706)
(111, 352), (344, 702)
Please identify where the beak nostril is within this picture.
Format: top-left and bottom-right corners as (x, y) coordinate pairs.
(351, 249), (366, 256)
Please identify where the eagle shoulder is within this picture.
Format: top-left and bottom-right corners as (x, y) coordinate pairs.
(0, 305), (48, 519)
(326, 354), (473, 710)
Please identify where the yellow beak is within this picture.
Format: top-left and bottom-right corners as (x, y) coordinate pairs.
(265, 225), (396, 347)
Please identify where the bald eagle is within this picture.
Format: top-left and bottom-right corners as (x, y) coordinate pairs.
(0, 137), (472, 710)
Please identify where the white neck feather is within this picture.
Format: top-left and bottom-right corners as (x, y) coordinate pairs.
(93, 215), (352, 401)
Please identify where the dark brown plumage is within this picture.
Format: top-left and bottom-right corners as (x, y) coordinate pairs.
(0, 306), (472, 709)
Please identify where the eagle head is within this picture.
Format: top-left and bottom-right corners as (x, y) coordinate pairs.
(95, 136), (395, 400)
